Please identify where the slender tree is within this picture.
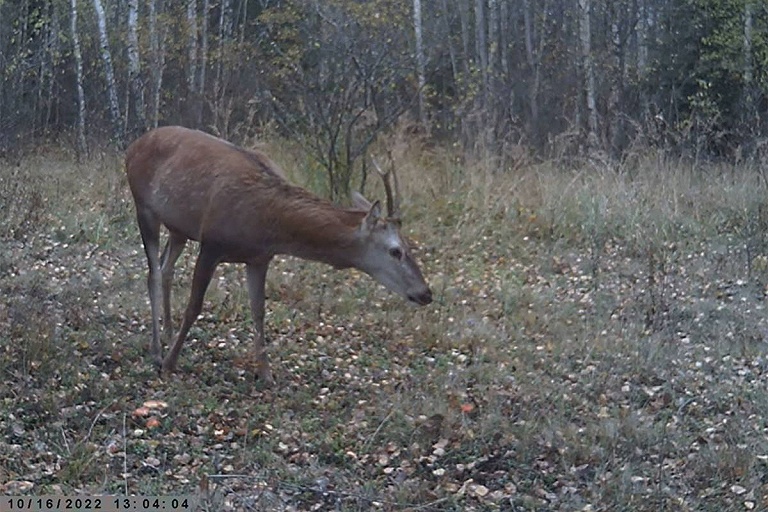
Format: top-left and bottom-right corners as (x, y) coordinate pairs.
(93, 0), (123, 144)
(413, 0), (427, 130)
(127, 0), (146, 134)
(578, 0), (598, 151)
(70, 0), (87, 158)
(186, 0), (198, 118)
(196, 0), (210, 126)
(148, 0), (166, 128)
(742, 0), (755, 122)
(475, 0), (488, 96)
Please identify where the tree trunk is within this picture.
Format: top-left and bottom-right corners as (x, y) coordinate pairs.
(93, 0), (123, 145)
(499, 0), (509, 78)
(213, 0), (232, 134)
(457, 0), (471, 76)
(413, 0), (427, 130)
(578, 0), (598, 151)
(127, 0), (146, 134)
(474, 0), (488, 95)
(40, 2), (59, 132)
(487, 0), (498, 75)
(523, 0), (539, 127)
(440, 0), (459, 81)
(70, 0), (87, 157)
(148, 0), (166, 128)
(196, 0), (209, 126)
(742, 0), (755, 122)
(186, 0), (198, 121)
(608, 10), (624, 156)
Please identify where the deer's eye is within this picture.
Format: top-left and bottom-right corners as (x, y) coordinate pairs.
(389, 247), (403, 260)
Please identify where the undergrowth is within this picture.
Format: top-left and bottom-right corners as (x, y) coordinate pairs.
(2, 142), (768, 510)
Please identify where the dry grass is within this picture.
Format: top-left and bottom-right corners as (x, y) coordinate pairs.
(2, 141), (768, 510)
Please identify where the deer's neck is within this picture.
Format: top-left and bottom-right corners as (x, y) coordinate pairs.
(273, 199), (365, 268)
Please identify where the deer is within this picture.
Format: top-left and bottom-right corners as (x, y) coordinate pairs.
(125, 126), (432, 386)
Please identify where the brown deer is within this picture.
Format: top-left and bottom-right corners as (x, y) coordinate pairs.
(126, 126), (431, 385)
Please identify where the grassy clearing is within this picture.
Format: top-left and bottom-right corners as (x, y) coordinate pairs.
(2, 141), (768, 511)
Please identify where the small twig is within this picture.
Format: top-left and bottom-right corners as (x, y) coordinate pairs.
(206, 474), (255, 480)
(362, 409), (394, 453)
(409, 497), (451, 510)
(59, 426), (71, 456)
(81, 403), (112, 444)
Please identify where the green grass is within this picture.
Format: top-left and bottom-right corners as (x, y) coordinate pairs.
(2, 144), (768, 510)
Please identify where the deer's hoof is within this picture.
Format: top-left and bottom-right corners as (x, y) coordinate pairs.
(255, 368), (275, 389)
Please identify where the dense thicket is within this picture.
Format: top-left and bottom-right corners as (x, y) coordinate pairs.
(1, 0), (767, 176)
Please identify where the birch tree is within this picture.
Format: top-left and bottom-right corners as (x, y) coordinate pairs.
(127, 0), (146, 134)
(413, 0), (427, 129)
(578, 0), (598, 151)
(93, 0), (123, 144)
(186, 0), (198, 108)
(71, 0), (87, 157)
(148, 0), (166, 128)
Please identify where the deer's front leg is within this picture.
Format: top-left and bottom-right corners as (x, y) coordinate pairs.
(162, 244), (219, 375)
(246, 260), (273, 386)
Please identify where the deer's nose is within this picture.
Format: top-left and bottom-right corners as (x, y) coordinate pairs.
(409, 288), (432, 306)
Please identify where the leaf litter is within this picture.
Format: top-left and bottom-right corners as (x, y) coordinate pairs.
(2, 156), (768, 510)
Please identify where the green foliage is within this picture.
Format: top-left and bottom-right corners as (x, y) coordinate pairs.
(645, 0), (768, 155)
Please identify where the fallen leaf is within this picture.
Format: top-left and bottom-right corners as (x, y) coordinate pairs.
(132, 406), (151, 417)
(143, 400), (168, 409)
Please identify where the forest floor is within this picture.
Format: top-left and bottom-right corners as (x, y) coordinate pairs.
(2, 141), (768, 511)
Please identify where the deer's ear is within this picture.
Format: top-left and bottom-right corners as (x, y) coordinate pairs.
(362, 200), (382, 231)
(351, 191), (373, 211)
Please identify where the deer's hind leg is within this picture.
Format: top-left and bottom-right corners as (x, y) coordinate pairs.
(135, 205), (164, 367)
(160, 231), (187, 344)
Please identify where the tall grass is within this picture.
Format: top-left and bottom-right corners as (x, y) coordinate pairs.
(2, 139), (768, 510)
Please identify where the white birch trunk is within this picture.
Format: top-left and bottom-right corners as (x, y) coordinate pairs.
(71, 0), (87, 157)
(578, 0), (598, 151)
(214, 0), (231, 100)
(743, 1), (753, 85)
(186, 0), (198, 98)
(148, 0), (166, 128)
(127, 0), (146, 131)
(93, 0), (123, 144)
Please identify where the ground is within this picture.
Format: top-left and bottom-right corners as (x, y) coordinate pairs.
(2, 145), (768, 511)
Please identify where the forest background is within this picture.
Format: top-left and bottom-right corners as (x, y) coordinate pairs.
(2, 0), (767, 185)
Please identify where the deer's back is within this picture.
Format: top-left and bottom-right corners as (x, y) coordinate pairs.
(126, 126), (287, 244)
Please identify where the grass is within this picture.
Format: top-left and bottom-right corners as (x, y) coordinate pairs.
(2, 141), (768, 510)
